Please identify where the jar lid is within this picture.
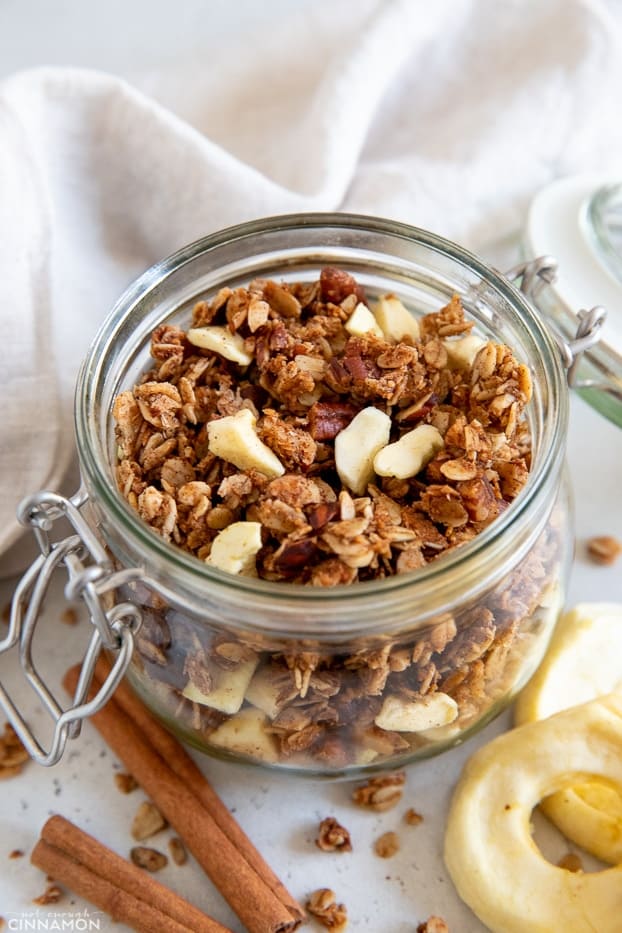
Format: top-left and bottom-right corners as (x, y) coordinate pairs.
(524, 173), (622, 427)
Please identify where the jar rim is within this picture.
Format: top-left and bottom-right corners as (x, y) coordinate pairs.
(75, 212), (569, 631)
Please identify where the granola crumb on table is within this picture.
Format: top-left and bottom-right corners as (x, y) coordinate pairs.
(316, 816), (352, 852)
(306, 887), (348, 931)
(586, 534), (622, 566)
(111, 267), (563, 771)
(417, 917), (449, 933)
(373, 830), (400, 858)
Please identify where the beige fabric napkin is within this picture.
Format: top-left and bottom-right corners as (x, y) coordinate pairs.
(1, 0), (621, 574)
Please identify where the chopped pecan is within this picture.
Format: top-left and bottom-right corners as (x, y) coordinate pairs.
(352, 772), (405, 811)
(306, 888), (348, 932)
(130, 846), (168, 872)
(316, 817), (352, 852)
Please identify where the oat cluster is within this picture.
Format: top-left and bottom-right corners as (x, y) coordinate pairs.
(113, 267), (533, 586)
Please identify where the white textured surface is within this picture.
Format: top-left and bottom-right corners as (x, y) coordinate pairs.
(0, 394), (620, 933)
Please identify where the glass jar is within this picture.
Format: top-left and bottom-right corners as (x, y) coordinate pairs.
(7, 214), (577, 776)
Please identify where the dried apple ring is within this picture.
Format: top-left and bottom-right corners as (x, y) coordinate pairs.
(515, 603), (622, 863)
(444, 693), (622, 933)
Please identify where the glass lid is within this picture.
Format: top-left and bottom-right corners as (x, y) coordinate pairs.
(524, 173), (622, 428)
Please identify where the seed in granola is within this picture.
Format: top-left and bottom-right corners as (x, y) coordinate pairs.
(316, 817), (352, 853)
(306, 887), (348, 932)
(417, 917), (449, 933)
(404, 808), (423, 826)
(114, 771), (138, 794)
(33, 884), (63, 905)
(168, 837), (188, 865)
(8, 849), (24, 859)
(586, 535), (622, 566)
(131, 801), (168, 841)
(557, 852), (583, 872)
(60, 608), (79, 626)
(129, 846), (168, 872)
(352, 772), (405, 811)
(373, 830), (400, 858)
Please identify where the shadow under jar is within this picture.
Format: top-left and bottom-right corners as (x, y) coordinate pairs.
(76, 214), (572, 776)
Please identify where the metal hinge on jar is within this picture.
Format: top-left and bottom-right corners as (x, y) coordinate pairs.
(0, 489), (143, 765)
(506, 256), (609, 390)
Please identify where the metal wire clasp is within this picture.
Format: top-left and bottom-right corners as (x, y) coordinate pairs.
(0, 489), (143, 766)
(506, 256), (607, 387)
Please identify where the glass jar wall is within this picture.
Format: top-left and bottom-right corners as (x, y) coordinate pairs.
(75, 214), (572, 775)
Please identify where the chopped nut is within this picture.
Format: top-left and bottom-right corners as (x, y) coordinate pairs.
(334, 406), (391, 495)
(33, 884), (63, 905)
(129, 846), (168, 872)
(60, 608), (78, 626)
(207, 409), (285, 478)
(373, 830), (400, 858)
(352, 772), (405, 811)
(316, 817), (352, 853)
(114, 772), (138, 794)
(417, 917), (449, 933)
(187, 325), (253, 365)
(557, 852), (583, 872)
(404, 808), (423, 826)
(373, 424), (444, 479)
(205, 521), (263, 576)
(586, 535), (622, 566)
(131, 801), (168, 841)
(168, 837), (188, 865)
(0, 723), (29, 779)
(306, 888), (348, 931)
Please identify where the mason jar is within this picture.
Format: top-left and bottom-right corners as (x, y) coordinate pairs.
(6, 214), (587, 776)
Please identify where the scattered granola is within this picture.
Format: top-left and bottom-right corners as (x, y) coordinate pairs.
(129, 846), (168, 872)
(306, 888), (348, 931)
(316, 817), (352, 852)
(168, 837), (188, 865)
(114, 771), (138, 794)
(8, 849), (24, 859)
(586, 535), (622, 566)
(557, 852), (583, 873)
(131, 801), (168, 841)
(60, 608), (79, 626)
(404, 807), (423, 826)
(373, 830), (400, 858)
(0, 723), (29, 779)
(352, 772), (405, 811)
(33, 884), (63, 905)
(417, 917), (449, 933)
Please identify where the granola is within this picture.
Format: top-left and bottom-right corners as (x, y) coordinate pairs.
(417, 917), (449, 933)
(113, 272), (532, 584)
(373, 830), (400, 858)
(316, 817), (352, 853)
(586, 535), (621, 566)
(0, 723), (29, 780)
(129, 846), (168, 872)
(111, 268), (565, 771)
(306, 888), (348, 932)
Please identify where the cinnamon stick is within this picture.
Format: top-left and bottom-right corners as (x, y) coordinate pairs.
(64, 665), (300, 933)
(93, 655), (304, 923)
(32, 817), (232, 933)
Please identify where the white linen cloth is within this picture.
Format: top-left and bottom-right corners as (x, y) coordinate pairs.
(1, 0), (621, 574)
